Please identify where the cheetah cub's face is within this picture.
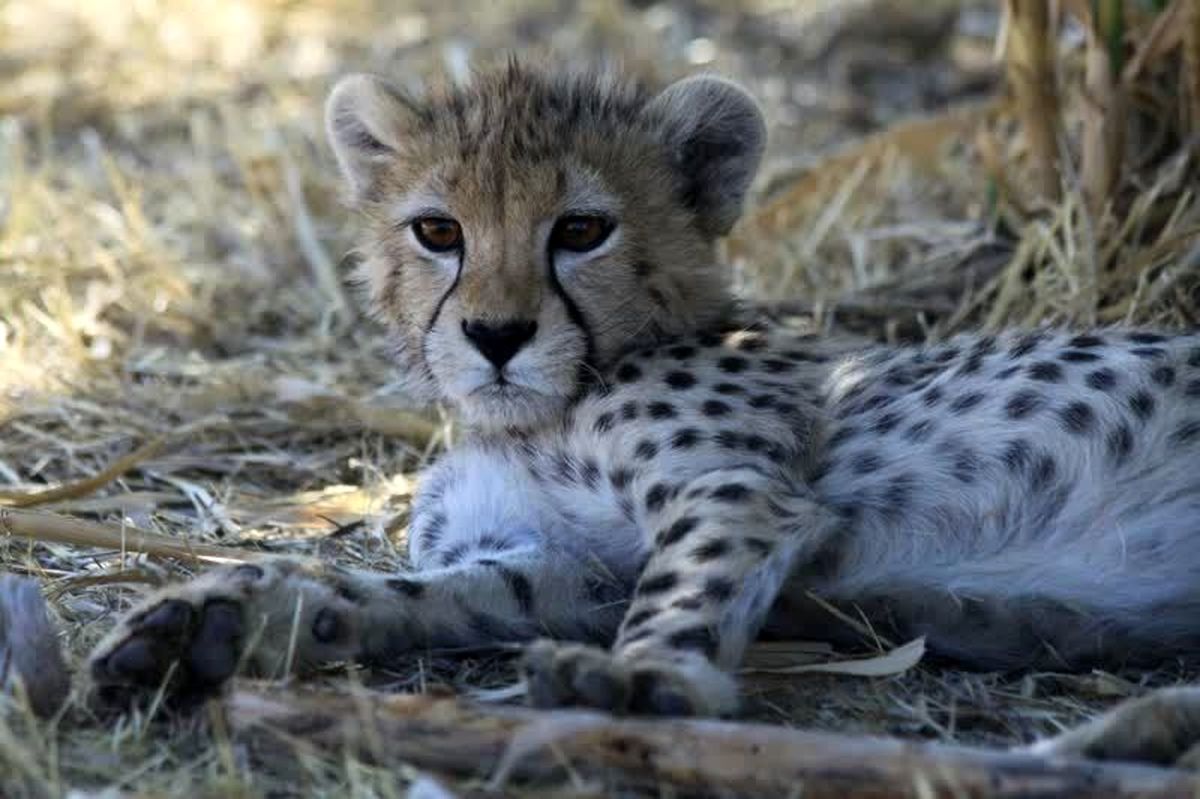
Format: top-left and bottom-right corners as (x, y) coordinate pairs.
(325, 64), (765, 430)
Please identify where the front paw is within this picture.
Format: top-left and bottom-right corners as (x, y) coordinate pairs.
(89, 559), (360, 705)
(519, 639), (738, 717)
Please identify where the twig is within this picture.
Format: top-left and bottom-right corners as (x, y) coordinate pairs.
(0, 507), (264, 564)
(226, 686), (1200, 797)
(0, 436), (168, 508)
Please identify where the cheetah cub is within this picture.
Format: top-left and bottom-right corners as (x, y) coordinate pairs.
(91, 62), (1200, 755)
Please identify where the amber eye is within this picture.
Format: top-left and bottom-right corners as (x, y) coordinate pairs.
(550, 215), (614, 253)
(412, 217), (463, 253)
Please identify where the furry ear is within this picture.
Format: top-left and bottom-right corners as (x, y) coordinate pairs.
(325, 74), (423, 201)
(646, 75), (766, 237)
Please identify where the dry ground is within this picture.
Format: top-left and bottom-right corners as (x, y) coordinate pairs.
(2, 1), (1199, 796)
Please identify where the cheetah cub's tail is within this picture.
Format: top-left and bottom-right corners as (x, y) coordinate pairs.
(0, 575), (71, 717)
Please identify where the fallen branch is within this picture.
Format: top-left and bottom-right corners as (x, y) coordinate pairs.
(0, 507), (263, 564)
(0, 436), (168, 508)
(227, 686), (1200, 798)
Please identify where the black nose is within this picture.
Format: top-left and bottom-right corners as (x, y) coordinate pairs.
(461, 319), (538, 368)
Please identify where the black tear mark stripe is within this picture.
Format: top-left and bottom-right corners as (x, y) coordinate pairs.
(547, 251), (597, 397)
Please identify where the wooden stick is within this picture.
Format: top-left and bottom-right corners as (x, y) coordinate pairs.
(0, 507), (262, 564)
(227, 687), (1200, 797)
(0, 436), (168, 508)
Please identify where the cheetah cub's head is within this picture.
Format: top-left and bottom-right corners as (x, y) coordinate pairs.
(326, 62), (765, 430)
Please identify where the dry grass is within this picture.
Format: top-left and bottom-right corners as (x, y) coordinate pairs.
(1, 0), (1199, 796)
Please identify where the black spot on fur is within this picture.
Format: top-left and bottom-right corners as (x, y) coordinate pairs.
(785, 349), (827, 363)
(644, 483), (670, 513)
(934, 347), (960, 363)
(1131, 347), (1167, 360)
(1005, 390), (1043, 419)
(972, 336), (998, 356)
(647, 401), (677, 420)
(994, 365), (1021, 380)
(667, 625), (718, 658)
(743, 434), (771, 453)
(665, 371), (697, 389)
(715, 430), (741, 449)
(609, 467), (633, 490)
(388, 578), (425, 598)
(1008, 331), (1045, 358)
(1086, 368), (1117, 391)
(633, 260), (655, 278)
(922, 386), (944, 407)
(634, 439), (659, 460)
(668, 345), (697, 360)
(884, 475), (914, 511)
(1059, 350), (1101, 363)
(615, 362), (642, 383)
(1173, 420), (1200, 445)
(1002, 439), (1031, 472)
(702, 399), (731, 417)
(638, 572), (679, 596)
(1129, 390), (1156, 421)
(1069, 334), (1105, 348)
(956, 353), (985, 377)
(1107, 424), (1134, 463)
(851, 453), (883, 474)
(743, 537), (773, 556)
(711, 483), (750, 503)
(718, 356), (748, 373)
(580, 458), (602, 489)
(692, 539), (732, 562)
(1059, 401), (1095, 434)
(827, 426), (858, 449)
(1031, 454), (1057, 490)
(624, 607), (659, 630)
(593, 412), (615, 433)
(950, 392), (985, 414)
(671, 428), (701, 449)
(1128, 332), (1166, 344)
(1187, 378), (1200, 398)
(1152, 365), (1177, 388)
(713, 382), (744, 395)
(478, 534), (510, 551)
(1029, 362), (1064, 382)
(748, 393), (776, 409)
(621, 627), (654, 645)
(621, 401), (639, 421)
(672, 595), (705, 611)
(863, 394), (896, 412)
(872, 412), (902, 434)
(951, 448), (979, 484)
(903, 419), (936, 442)
(658, 516), (699, 547)
(703, 577), (735, 602)
(441, 543), (468, 567)
(761, 358), (794, 374)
